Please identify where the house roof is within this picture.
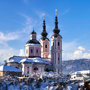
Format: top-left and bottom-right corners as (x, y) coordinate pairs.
(0, 65), (22, 72)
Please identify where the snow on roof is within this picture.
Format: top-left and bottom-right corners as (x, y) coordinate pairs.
(25, 43), (42, 46)
(72, 70), (90, 75)
(8, 56), (52, 65)
(20, 57), (52, 65)
(75, 71), (81, 74)
(0, 65), (22, 72)
(8, 56), (26, 63)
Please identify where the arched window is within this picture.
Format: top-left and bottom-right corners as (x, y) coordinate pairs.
(58, 57), (59, 60)
(27, 71), (29, 74)
(58, 42), (60, 46)
(31, 49), (33, 53)
(34, 67), (38, 70)
(45, 45), (47, 48)
(36, 49), (38, 53)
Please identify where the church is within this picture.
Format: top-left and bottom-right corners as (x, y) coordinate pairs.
(7, 11), (62, 75)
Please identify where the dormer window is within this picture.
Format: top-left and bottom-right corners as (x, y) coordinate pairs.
(36, 49), (38, 53)
(31, 49), (33, 53)
(45, 45), (47, 48)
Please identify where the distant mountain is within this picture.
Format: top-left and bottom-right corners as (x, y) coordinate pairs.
(62, 59), (90, 75)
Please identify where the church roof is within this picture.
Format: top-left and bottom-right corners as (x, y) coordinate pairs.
(26, 39), (40, 44)
(51, 34), (62, 38)
(0, 65), (22, 72)
(40, 37), (49, 41)
(30, 29), (36, 34)
(52, 11), (62, 38)
(8, 56), (52, 65)
(40, 18), (49, 41)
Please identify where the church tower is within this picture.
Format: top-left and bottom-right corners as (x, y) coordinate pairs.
(39, 15), (49, 58)
(51, 10), (62, 73)
(25, 27), (41, 57)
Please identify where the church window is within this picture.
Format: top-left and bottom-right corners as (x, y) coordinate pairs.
(36, 49), (38, 53)
(31, 49), (33, 53)
(58, 42), (60, 46)
(27, 71), (29, 74)
(45, 45), (47, 48)
(16, 67), (18, 69)
(34, 67), (38, 70)
(58, 57), (59, 60)
(33, 36), (34, 39)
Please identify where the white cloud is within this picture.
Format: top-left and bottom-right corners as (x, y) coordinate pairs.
(19, 49), (25, 56)
(36, 11), (45, 19)
(0, 45), (19, 63)
(18, 13), (37, 33)
(60, 9), (69, 16)
(83, 53), (90, 58)
(63, 42), (90, 60)
(78, 46), (85, 51)
(0, 31), (22, 63)
(0, 32), (19, 41)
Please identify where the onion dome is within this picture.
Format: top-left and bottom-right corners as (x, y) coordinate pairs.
(52, 9), (62, 38)
(30, 29), (36, 34)
(26, 27), (40, 44)
(26, 39), (40, 44)
(40, 14), (49, 40)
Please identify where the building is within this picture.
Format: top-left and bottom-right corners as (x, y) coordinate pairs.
(7, 11), (62, 75)
(71, 70), (90, 80)
(0, 65), (22, 77)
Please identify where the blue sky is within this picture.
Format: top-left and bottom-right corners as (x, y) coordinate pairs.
(0, 0), (90, 63)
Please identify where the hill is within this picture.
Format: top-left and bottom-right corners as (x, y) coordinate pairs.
(62, 58), (90, 75)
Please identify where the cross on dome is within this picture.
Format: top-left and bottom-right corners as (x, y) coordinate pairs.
(55, 9), (57, 16)
(43, 14), (45, 20)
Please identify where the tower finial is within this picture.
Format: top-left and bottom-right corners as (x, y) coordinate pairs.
(55, 9), (57, 16)
(43, 14), (45, 20)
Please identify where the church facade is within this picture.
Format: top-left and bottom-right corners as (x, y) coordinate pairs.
(7, 12), (62, 75)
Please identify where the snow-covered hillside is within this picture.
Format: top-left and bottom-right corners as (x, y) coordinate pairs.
(62, 58), (90, 74)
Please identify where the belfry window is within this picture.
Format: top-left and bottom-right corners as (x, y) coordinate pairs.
(58, 57), (59, 60)
(31, 49), (33, 53)
(58, 42), (60, 46)
(45, 45), (47, 48)
(36, 49), (38, 53)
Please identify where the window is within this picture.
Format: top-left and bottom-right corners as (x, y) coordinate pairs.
(27, 71), (29, 74)
(31, 49), (33, 53)
(45, 45), (47, 48)
(16, 67), (18, 69)
(34, 67), (38, 70)
(58, 42), (60, 46)
(36, 49), (38, 53)
(58, 57), (59, 60)
(33, 36), (34, 39)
